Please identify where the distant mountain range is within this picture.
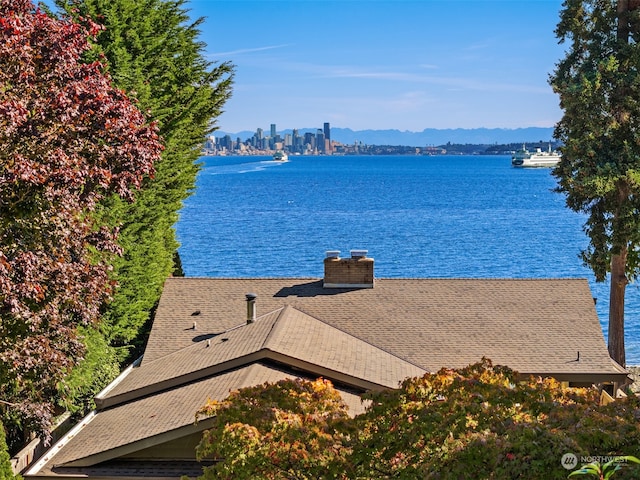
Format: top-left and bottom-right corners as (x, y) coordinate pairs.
(214, 127), (557, 146)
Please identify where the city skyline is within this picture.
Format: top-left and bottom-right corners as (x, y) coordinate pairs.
(211, 121), (335, 155)
(188, 0), (566, 133)
(206, 120), (559, 157)
(209, 119), (558, 148)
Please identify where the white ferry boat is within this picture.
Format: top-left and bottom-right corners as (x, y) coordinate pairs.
(273, 150), (288, 162)
(511, 144), (561, 168)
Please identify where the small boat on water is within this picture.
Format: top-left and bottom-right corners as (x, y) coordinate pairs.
(273, 150), (288, 162)
(511, 144), (561, 168)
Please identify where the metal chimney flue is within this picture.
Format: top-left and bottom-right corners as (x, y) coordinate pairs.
(245, 293), (257, 324)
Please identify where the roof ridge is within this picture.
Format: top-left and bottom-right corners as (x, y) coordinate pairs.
(136, 307), (287, 369)
(164, 277), (588, 281)
(97, 307), (293, 405)
(286, 305), (426, 371)
(261, 305), (290, 350)
(165, 276), (319, 281)
(224, 306), (285, 335)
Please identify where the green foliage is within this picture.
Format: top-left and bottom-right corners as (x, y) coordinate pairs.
(352, 359), (640, 479)
(194, 378), (354, 480)
(0, 422), (17, 480)
(192, 360), (640, 480)
(550, 0), (640, 365)
(569, 456), (640, 479)
(0, 0), (161, 441)
(551, 0), (640, 280)
(57, 0), (234, 359)
(57, 326), (120, 415)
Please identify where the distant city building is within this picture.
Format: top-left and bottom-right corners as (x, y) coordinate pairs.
(220, 134), (233, 150)
(248, 128), (262, 149)
(304, 131), (315, 151)
(316, 129), (325, 153)
(204, 123), (558, 157)
(292, 129), (301, 152)
(207, 121), (335, 155)
(204, 136), (215, 150)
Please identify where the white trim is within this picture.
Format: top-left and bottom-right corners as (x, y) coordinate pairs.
(25, 411), (96, 475)
(26, 357), (141, 475)
(95, 355), (142, 401)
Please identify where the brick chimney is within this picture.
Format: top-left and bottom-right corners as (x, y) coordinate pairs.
(323, 250), (374, 288)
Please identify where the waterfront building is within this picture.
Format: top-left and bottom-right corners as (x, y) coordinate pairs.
(26, 252), (628, 479)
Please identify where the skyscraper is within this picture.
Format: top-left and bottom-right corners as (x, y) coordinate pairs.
(316, 129), (325, 153)
(270, 124), (276, 138)
(323, 122), (330, 141)
(304, 132), (315, 151)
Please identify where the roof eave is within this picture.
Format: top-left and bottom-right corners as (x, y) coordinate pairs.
(58, 417), (217, 468)
(515, 371), (630, 385)
(96, 351), (266, 410)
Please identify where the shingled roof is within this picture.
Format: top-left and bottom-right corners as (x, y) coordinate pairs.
(26, 268), (627, 479)
(145, 276), (625, 381)
(97, 303), (425, 410)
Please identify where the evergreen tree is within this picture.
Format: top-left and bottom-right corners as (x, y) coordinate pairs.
(0, 0), (161, 441)
(0, 422), (16, 480)
(550, 0), (640, 366)
(57, 0), (234, 359)
(57, 326), (121, 415)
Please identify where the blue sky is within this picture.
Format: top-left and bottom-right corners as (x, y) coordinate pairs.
(188, 0), (566, 132)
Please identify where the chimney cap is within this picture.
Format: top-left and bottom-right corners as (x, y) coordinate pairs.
(325, 250), (341, 259)
(350, 249), (368, 258)
(245, 293), (257, 301)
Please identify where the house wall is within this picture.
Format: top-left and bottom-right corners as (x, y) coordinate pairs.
(121, 432), (203, 460)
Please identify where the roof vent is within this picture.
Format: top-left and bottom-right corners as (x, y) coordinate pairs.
(245, 293), (257, 324)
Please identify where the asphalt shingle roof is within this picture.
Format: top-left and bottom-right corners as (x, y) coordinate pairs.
(34, 363), (365, 472)
(99, 303), (425, 408)
(27, 275), (626, 477)
(144, 277), (624, 377)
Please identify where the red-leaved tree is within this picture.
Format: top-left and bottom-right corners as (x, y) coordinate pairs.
(0, 0), (162, 442)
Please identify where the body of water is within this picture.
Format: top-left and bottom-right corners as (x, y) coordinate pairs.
(176, 154), (640, 364)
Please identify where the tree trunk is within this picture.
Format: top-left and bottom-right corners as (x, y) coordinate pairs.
(609, 249), (627, 366)
(609, 1), (631, 368)
(618, 0), (630, 42)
